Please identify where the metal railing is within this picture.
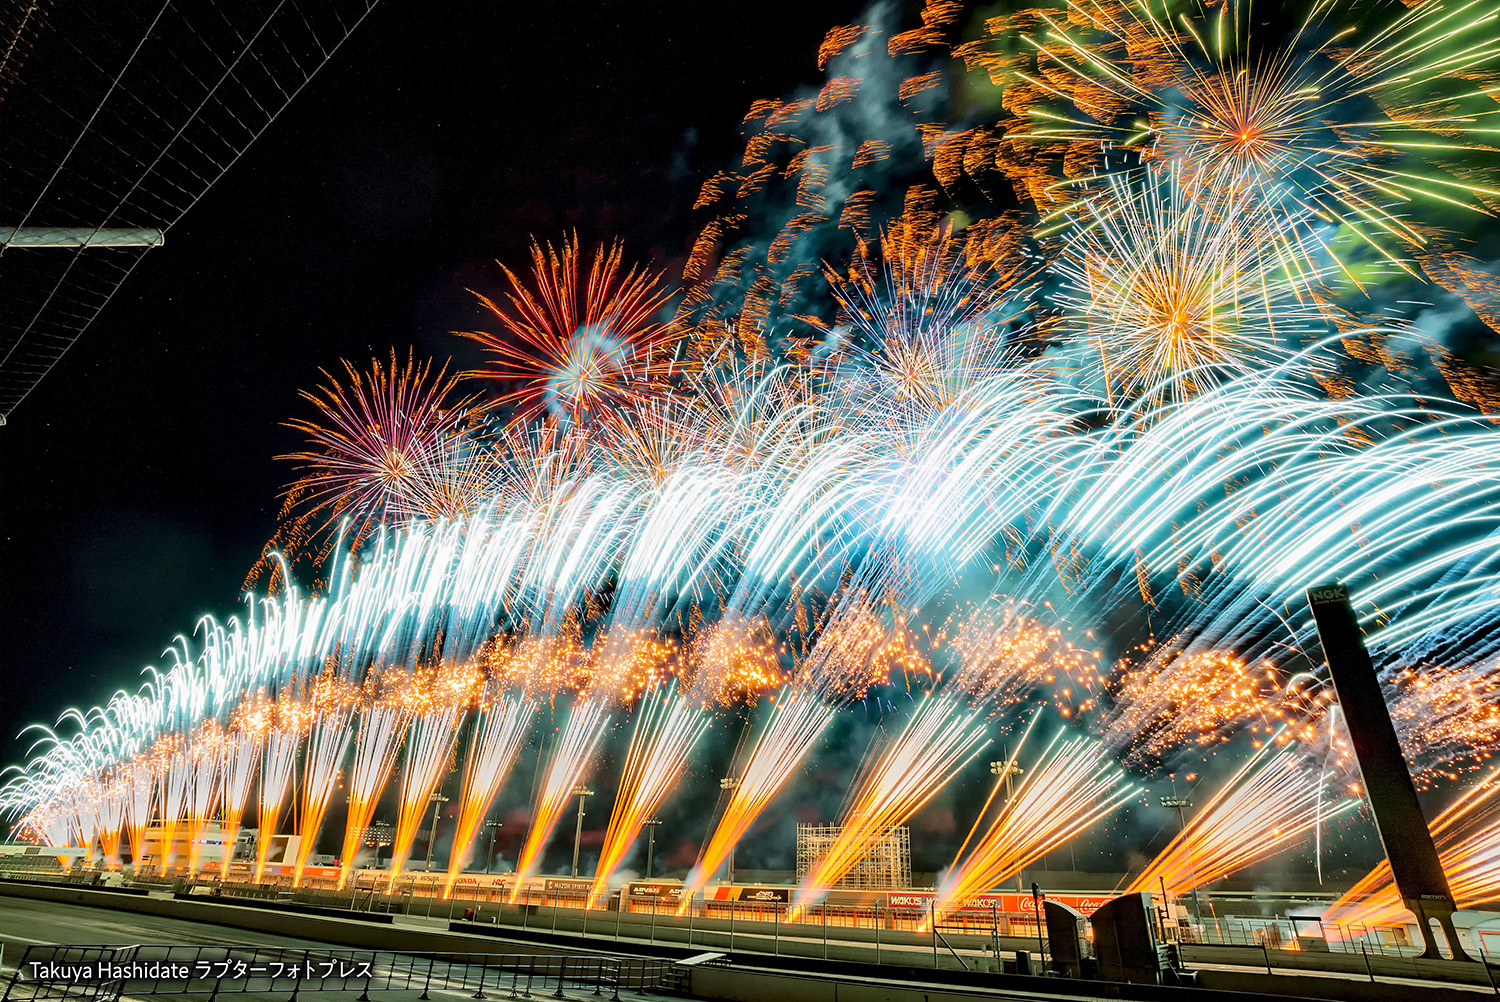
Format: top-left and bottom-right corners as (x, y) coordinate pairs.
(6, 866), (1495, 989)
(1, 946), (678, 1002)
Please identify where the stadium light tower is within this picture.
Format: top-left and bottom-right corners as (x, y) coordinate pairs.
(642, 817), (663, 879)
(483, 820), (503, 874)
(990, 758), (1024, 891)
(1159, 793), (1202, 929)
(720, 777), (739, 882)
(571, 786), (594, 877)
(423, 793), (449, 872)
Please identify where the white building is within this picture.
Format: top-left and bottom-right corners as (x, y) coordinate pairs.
(136, 824), (254, 869)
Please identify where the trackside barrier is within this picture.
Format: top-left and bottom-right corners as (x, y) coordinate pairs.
(0, 946), (679, 1002)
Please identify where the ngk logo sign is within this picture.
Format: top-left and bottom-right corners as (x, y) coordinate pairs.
(1307, 584), (1348, 603)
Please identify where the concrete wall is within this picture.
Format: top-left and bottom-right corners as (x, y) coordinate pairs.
(0, 882), (536, 955)
(688, 960), (1481, 1002)
(1181, 941), (1493, 986)
(460, 901), (1000, 969)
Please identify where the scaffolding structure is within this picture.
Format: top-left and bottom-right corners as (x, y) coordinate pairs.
(795, 824), (912, 889)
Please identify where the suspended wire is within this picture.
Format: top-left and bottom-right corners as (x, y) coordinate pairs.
(0, 0), (383, 420)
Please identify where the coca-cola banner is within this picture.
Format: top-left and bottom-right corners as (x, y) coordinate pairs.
(885, 891), (1110, 916)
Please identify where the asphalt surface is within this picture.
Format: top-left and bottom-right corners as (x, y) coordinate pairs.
(0, 896), (331, 954)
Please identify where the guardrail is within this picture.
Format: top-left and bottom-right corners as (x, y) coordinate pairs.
(3, 869), (1493, 990)
(1, 946), (680, 1002)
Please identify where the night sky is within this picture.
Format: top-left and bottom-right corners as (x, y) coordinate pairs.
(0, 1), (871, 768)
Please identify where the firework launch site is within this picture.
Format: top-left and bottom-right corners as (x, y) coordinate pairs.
(8, 0), (1500, 999)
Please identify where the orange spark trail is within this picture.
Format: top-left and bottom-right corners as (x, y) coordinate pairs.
(157, 742), (189, 874)
(1127, 741), (1356, 898)
(444, 696), (536, 895)
(389, 704), (464, 882)
(217, 729), (261, 872)
(591, 689), (709, 904)
(96, 775), (125, 868)
(680, 689), (836, 909)
(682, 598), (906, 909)
(183, 726), (222, 876)
(388, 659), (481, 882)
(122, 761), (152, 870)
(509, 698), (610, 900)
(293, 709), (352, 887)
(254, 721), (300, 882)
(789, 693), (988, 919)
(1325, 769), (1500, 928)
(339, 701), (409, 889)
(936, 724), (1136, 922)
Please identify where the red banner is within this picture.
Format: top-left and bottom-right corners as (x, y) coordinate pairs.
(886, 890), (1110, 916)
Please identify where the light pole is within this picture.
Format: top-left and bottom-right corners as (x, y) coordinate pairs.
(424, 793), (450, 873)
(990, 758), (1024, 891)
(720, 777), (739, 883)
(642, 817), (663, 879)
(571, 786), (594, 877)
(483, 820), (503, 874)
(1159, 794), (1202, 932)
(1031, 882), (1046, 971)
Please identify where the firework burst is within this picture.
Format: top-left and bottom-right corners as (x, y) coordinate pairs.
(1051, 164), (1332, 406)
(1008, 0), (1500, 267)
(277, 350), (478, 551)
(1100, 644), (1284, 766)
(463, 235), (675, 427)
